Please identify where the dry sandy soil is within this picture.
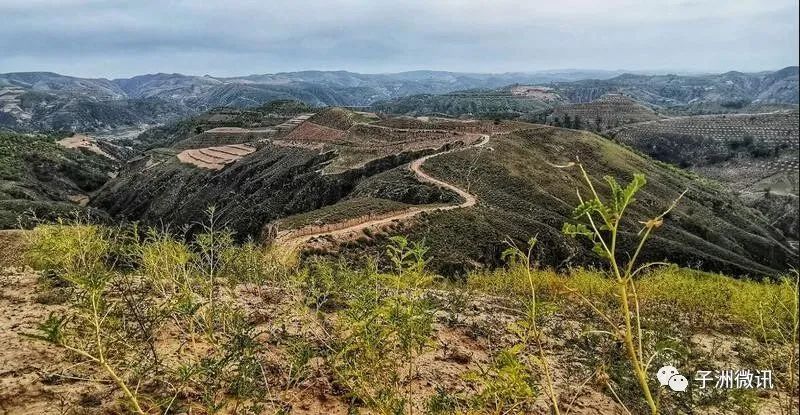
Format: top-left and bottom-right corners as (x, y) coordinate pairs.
(176, 144), (256, 170)
(0, 224), (792, 414)
(0, 268), (626, 414)
(57, 135), (115, 160)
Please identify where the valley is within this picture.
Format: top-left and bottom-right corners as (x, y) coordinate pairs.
(69, 102), (792, 278)
(0, 67), (798, 415)
(2, 0), (800, 409)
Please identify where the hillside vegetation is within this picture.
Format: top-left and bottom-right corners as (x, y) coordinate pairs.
(545, 94), (662, 131)
(0, 132), (115, 228)
(608, 111), (800, 239)
(371, 89), (556, 119)
(1, 70), (619, 133)
(372, 67), (799, 121)
(92, 107), (795, 278)
(4, 68), (797, 134)
(0, 197), (796, 414)
(125, 100), (316, 151)
(334, 125), (795, 277)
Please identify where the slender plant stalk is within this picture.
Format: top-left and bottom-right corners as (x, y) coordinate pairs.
(504, 238), (561, 414)
(561, 165), (686, 415)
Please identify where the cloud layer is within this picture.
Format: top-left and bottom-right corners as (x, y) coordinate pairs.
(1, 0), (797, 77)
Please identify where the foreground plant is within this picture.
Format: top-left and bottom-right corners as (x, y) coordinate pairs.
(501, 237), (561, 415)
(25, 223), (147, 413)
(465, 344), (537, 414)
(562, 165), (684, 415)
(329, 236), (435, 414)
(754, 270), (799, 415)
(24, 213), (280, 413)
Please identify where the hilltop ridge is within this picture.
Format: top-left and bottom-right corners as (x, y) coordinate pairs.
(2, 67), (797, 132)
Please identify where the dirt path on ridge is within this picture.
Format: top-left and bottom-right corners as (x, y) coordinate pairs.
(276, 134), (490, 246)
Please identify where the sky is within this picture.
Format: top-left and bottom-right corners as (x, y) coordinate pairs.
(0, 0), (798, 78)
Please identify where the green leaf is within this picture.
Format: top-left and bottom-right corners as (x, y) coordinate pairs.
(622, 173), (646, 208)
(572, 199), (602, 219)
(501, 246), (520, 263)
(562, 223), (593, 238)
(604, 175), (624, 214)
(592, 242), (610, 259)
(23, 312), (66, 344)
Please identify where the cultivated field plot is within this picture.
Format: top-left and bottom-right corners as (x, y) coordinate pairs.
(612, 111), (800, 185)
(552, 94), (661, 130)
(746, 159), (800, 172)
(273, 113), (314, 130)
(57, 134), (116, 160)
(271, 108), (490, 173)
(614, 111), (800, 148)
(509, 85), (562, 101)
(176, 143), (256, 170)
(278, 121), (347, 148)
(173, 113), (315, 149)
(374, 116), (495, 133)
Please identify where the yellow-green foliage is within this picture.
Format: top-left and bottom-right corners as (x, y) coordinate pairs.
(221, 240), (280, 285)
(467, 265), (615, 303)
(23, 218), (289, 414)
(324, 236), (436, 414)
(464, 344), (537, 414)
(18, 217), (797, 414)
(137, 228), (193, 296)
(25, 221), (112, 278)
(468, 264), (797, 341)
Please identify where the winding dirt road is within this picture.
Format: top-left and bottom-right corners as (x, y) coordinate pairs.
(276, 134), (490, 246)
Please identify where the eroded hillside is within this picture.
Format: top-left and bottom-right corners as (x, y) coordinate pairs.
(608, 111), (800, 240)
(0, 132), (116, 228)
(92, 108), (796, 277)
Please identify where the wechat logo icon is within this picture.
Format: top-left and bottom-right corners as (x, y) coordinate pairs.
(657, 365), (688, 392)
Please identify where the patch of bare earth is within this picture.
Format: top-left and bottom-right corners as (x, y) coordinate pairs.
(57, 134), (115, 160)
(277, 121), (348, 147)
(176, 144), (256, 170)
(0, 270), (110, 414)
(0, 265), (629, 414)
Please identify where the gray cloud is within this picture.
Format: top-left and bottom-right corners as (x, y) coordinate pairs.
(0, 0), (797, 77)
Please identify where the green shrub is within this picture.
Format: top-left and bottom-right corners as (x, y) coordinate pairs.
(464, 345), (537, 413)
(23, 213), (288, 413)
(329, 237), (436, 414)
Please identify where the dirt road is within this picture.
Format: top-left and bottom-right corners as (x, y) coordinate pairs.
(277, 134), (489, 246)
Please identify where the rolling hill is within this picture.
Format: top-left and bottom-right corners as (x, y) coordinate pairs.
(541, 94), (663, 131)
(5, 68), (796, 134)
(0, 132), (116, 227)
(371, 67), (800, 120)
(607, 111), (800, 240)
(90, 107), (796, 278)
(0, 70), (620, 133)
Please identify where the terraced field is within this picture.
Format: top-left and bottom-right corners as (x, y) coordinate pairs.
(273, 112), (314, 130)
(613, 111), (799, 148)
(57, 134), (116, 160)
(608, 110), (800, 240)
(550, 94), (661, 130)
(173, 113), (315, 149)
(267, 108), (507, 173)
(279, 121), (347, 148)
(176, 144), (256, 170)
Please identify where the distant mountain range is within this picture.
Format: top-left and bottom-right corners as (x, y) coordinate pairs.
(1, 68), (797, 132)
(374, 67), (800, 119)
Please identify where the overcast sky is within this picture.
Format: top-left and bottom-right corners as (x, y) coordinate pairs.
(1, 0), (798, 78)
